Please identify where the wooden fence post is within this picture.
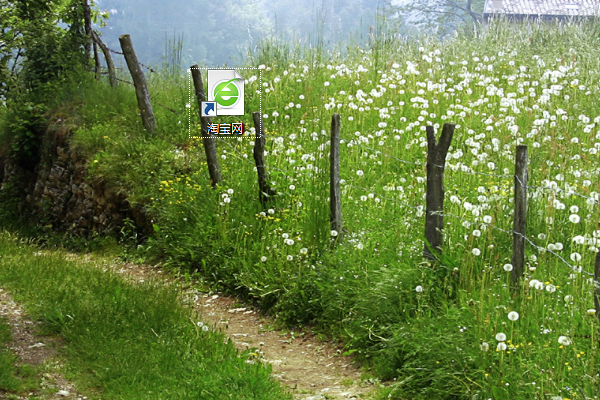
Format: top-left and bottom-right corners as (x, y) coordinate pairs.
(595, 251), (600, 327)
(92, 31), (118, 88)
(252, 112), (276, 206)
(93, 41), (101, 80)
(190, 65), (221, 187)
(118, 34), (157, 134)
(424, 123), (455, 261)
(330, 113), (343, 242)
(510, 145), (528, 287)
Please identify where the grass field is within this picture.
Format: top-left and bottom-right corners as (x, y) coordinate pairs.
(0, 233), (291, 399)
(2, 18), (600, 399)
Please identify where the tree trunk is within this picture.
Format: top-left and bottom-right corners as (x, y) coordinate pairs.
(82, 0), (92, 60)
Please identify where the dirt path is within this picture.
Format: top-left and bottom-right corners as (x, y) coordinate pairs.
(0, 288), (87, 400)
(192, 293), (376, 399)
(2, 252), (379, 399)
(64, 254), (380, 399)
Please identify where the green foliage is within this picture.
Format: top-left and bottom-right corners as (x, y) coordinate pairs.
(1, 99), (47, 170)
(0, 317), (41, 395)
(3, 17), (600, 400)
(0, 0), (93, 95)
(0, 317), (20, 393)
(0, 232), (292, 399)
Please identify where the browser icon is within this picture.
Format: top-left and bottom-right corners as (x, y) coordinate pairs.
(207, 69), (245, 116)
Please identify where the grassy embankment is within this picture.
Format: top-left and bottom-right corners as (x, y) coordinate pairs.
(2, 19), (600, 399)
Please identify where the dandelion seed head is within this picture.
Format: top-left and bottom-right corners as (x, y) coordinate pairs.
(558, 336), (571, 346)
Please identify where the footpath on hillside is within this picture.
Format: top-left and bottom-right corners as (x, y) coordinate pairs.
(0, 250), (380, 400)
(0, 288), (85, 399)
(78, 254), (379, 400)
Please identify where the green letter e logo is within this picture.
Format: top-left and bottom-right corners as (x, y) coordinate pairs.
(213, 79), (240, 108)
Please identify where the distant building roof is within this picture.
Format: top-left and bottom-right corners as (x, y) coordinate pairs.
(483, 0), (600, 20)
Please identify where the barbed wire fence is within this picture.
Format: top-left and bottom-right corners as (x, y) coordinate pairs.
(92, 33), (600, 304)
(327, 119), (600, 307)
(345, 182), (595, 277)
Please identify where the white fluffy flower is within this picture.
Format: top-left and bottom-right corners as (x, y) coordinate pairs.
(558, 336), (571, 346)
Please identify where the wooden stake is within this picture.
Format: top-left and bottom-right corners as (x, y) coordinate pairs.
(92, 31), (118, 87)
(118, 34), (157, 134)
(190, 65), (221, 186)
(330, 113), (343, 242)
(511, 145), (528, 287)
(252, 112), (276, 206)
(93, 41), (101, 80)
(595, 251), (600, 327)
(424, 123), (455, 261)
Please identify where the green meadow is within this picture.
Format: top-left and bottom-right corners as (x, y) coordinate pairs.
(2, 18), (600, 399)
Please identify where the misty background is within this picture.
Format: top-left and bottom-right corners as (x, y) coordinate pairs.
(93, 0), (395, 68)
(93, 0), (484, 69)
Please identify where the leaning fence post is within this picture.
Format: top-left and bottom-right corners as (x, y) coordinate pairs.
(424, 123), (455, 261)
(330, 113), (343, 242)
(93, 41), (101, 80)
(510, 145), (528, 287)
(92, 31), (117, 87)
(190, 65), (221, 187)
(252, 112), (276, 206)
(594, 251), (600, 327)
(118, 34), (157, 134)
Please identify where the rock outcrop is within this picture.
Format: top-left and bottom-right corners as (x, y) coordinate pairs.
(0, 124), (148, 236)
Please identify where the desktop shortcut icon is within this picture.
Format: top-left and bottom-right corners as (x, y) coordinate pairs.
(207, 69), (245, 116)
(201, 101), (217, 117)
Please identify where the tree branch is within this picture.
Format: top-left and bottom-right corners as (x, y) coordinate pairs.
(444, 0), (482, 23)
